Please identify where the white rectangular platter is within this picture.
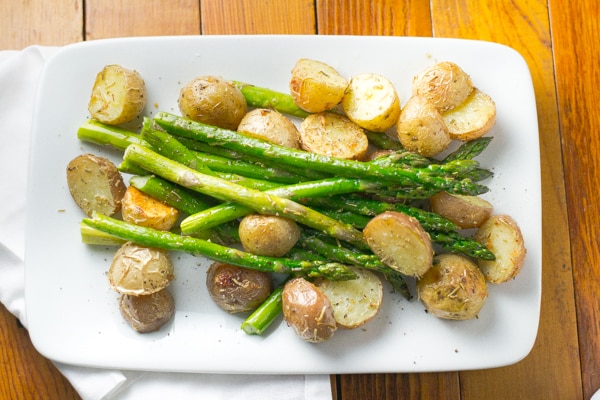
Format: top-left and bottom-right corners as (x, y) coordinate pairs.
(25, 35), (541, 374)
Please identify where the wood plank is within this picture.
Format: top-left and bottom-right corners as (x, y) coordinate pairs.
(0, 0), (83, 49)
(431, 0), (581, 398)
(85, 0), (200, 39)
(549, 0), (600, 398)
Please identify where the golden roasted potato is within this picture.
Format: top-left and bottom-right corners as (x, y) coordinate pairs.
(238, 214), (301, 257)
(121, 186), (179, 231)
(417, 253), (488, 320)
(315, 267), (383, 329)
(474, 214), (527, 284)
(396, 95), (451, 157)
(411, 61), (473, 112)
(342, 72), (401, 132)
(119, 288), (175, 333)
(237, 108), (301, 149)
(66, 153), (127, 217)
(363, 211), (434, 278)
(441, 88), (496, 141)
(108, 241), (174, 296)
(429, 191), (493, 229)
(206, 262), (273, 313)
(282, 277), (337, 343)
(88, 64), (146, 125)
(299, 112), (369, 160)
(289, 58), (348, 113)
(178, 75), (247, 130)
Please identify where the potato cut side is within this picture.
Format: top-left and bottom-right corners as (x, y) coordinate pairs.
(237, 108), (301, 149)
(412, 61), (473, 112)
(66, 153), (126, 217)
(363, 211), (433, 277)
(289, 58), (348, 113)
(342, 73), (401, 132)
(88, 64), (146, 125)
(442, 88), (496, 141)
(299, 112), (369, 160)
(429, 191), (493, 229)
(316, 267), (383, 329)
(121, 186), (179, 231)
(474, 214), (527, 284)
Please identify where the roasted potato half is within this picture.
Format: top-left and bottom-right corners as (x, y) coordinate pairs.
(289, 58), (348, 113)
(299, 112), (369, 160)
(178, 75), (247, 130)
(237, 108), (301, 149)
(282, 277), (337, 343)
(315, 267), (383, 329)
(121, 186), (179, 231)
(411, 61), (473, 112)
(119, 288), (175, 333)
(88, 64), (146, 125)
(417, 253), (488, 320)
(206, 262), (273, 313)
(238, 214), (301, 257)
(66, 153), (127, 217)
(363, 211), (434, 278)
(441, 88), (496, 141)
(342, 72), (401, 132)
(474, 214), (527, 284)
(429, 191), (493, 229)
(396, 95), (451, 157)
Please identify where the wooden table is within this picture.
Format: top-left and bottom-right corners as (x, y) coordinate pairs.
(1, 1), (597, 399)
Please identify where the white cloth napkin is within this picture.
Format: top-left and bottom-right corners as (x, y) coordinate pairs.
(0, 45), (332, 400)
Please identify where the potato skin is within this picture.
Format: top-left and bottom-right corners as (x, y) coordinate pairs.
(206, 262), (273, 313)
(178, 75), (246, 130)
(119, 289), (175, 333)
(282, 277), (337, 343)
(417, 253), (488, 320)
(121, 186), (179, 231)
(289, 58), (348, 113)
(237, 108), (301, 149)
(429, 191), (493, 229)
(412, 61), (473, 112)
(238, 214), (301, 257)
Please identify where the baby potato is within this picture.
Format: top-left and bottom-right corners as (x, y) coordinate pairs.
(66, 153), (127, 217)
(121, 186), (179, 231)
(441, 88), (496, 141)
(206, 262), (273, 313)
(342, 73), (401, 132)
(108, 241), (174, 296)
(119, 288), (175, 333)
(238, 214), (301, 257)
(299, 112), (369, 160)
(396, 95), (451, 157)
(429, 191), (493, 229)
(178, 75), (247, 130)
(474, 214), (527, 284)
(282, 277), (337, 343)
(411, 61), (473, 112)
(363, 211), (434, 278)
(417, 253), (488, 320)
(289, 58), (348, 113)
(237, 108), (301, 149)
(315, 267), (383, 329)
(88, 64), (146, 125)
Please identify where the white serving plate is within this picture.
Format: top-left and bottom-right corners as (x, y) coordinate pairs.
(25, 35), (541, 374)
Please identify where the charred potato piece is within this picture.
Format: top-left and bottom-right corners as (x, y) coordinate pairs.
(396, 95), (451, 157)
(66, 153), (126, 217)
(238, 214), (301, 257)
(417, 253), (488, 320)
(342, 72), (401, 132)
(178, 75), (247, 130)
(88, 64), (146, 125)
(282, 277), (337, 343)
(429, 191), (493, 229)
(121, 186), (179, 231)
(315, 267), (383, 329)
(441, 88), (496, 141)
(108, 241), (174, 296)
(474, 214), (527, 284)
(411, 61), (473, 112)
(363, 211), (434, 278)
(237, 108), (301, 149)
(119, 288), (175, 333)
(299, 112), (369, 160)
(206, 262), (273, 313)
(289, 58), (348, 113)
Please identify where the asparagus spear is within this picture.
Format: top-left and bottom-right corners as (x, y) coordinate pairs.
(231, 81), (310, 118)
(241, 276), (292, 335)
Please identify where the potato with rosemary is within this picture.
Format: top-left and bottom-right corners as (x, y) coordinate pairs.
(429, 191), (493, 229)
(441, 87), (496, 141)
(237, 108), (301, 149)
(289, 58), (348, 113)
(121, 186), (179, 231)
(119, 288), (175, 333)
(238, 214), (301, 257)
(411, 61), (473, 112)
